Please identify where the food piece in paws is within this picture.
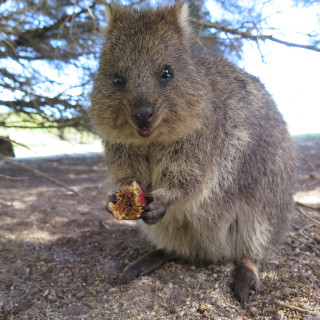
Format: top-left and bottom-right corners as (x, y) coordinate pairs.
(107, 181), (148, 220)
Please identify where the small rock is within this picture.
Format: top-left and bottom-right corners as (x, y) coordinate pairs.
(277, 310), (286, 320)
(141, 278), (151, 285)
(42, 290), (49, 297)
(76, 291), (85, 299)
(41, 266), (48, 273)
(249, 306), (258, 314)
(25, 268), (31, 277)
(196, 273), (207, 281)
(171, 306), (179, 314)
(198, 303), (208, 312)
(282, 287), (293, 297)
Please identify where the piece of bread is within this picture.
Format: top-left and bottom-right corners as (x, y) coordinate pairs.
(107, 181), (147, 220)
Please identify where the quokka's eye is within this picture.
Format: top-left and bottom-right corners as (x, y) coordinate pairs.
(113, 74), (125, 86)
(160, 65), (174, 81)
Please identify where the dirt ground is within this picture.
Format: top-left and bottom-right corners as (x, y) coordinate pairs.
(0, 137), (319, 320)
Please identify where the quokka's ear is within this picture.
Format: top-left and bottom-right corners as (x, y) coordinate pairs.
(162, 1), (191, 36)
(105, 3), (128, 27)
(106, 3), (123, 26)
(106, 3), (115, 23)
(174, 1), (190, 32)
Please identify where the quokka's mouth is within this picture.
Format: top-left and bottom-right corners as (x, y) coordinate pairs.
(137, 127), (155, 137)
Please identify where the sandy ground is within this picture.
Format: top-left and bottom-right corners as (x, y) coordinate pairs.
(0, 137), (319, 320)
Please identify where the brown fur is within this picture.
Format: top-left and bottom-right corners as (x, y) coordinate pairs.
(90, 3), (296, 305)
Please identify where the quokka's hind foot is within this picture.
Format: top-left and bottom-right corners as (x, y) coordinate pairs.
(232, 258), (259, 309)
(119, 249), (175, 285)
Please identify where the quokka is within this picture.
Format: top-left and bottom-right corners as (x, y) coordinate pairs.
(90, 2), (296, 307)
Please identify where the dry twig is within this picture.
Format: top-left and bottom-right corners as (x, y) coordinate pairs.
(3, 137), (34, 152)
(296, 206), (320, 225)
(11, 299), (34, 315)
(0, 173), (27, 180)
(299, 223), (316, 240)
(274, 299), (318, 315)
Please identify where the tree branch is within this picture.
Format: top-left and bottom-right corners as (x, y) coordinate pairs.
(15, 5), (97, 48)
(190, 18), (320, 53)
(0, 4), (99, 61)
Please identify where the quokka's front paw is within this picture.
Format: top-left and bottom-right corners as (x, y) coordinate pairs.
(106, 193), (117, 214)
(141, 194), (167, 225)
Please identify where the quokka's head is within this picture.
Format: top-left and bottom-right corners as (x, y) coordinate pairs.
(90, 2), (209, 144)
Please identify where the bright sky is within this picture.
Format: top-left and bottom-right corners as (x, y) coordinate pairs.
(243, 41), (320, 135)
(206, 0), (320, 135)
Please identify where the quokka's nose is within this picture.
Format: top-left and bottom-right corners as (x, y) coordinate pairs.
(131, 102), (154, 128)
